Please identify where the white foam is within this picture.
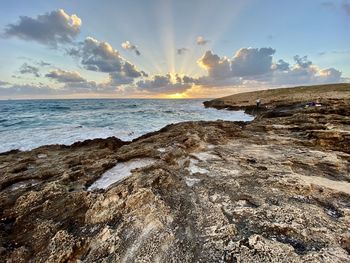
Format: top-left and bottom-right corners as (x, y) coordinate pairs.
(88, 158), (155, 190)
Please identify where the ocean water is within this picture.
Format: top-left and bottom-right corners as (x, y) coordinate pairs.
(0, 99), (253, 153)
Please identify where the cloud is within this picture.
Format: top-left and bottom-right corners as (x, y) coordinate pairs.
(272, 59), (290, 71)
(73, 37), (124, 72)
(0, 84), (58, 97)
(198, 51), (232, 79)
(196, 48), (344, 88)
(45, 68), (119, 93)
(231, 47), (276, 77)
(342, 0), (350, 16)
(0, 77), (121, 98)
(271, 55), (342, 85)
(121, 41), (141, 56)
(4, 9), (81, 46)
(69, 37), (145, 86)
(0, 80), (10, 86)
(137, 74), (193, 93)
(196, 36), (209, 46)
(46, 69), (86, 83)
(19, 63), (40, 77)
(177, 48), (188, 55)
(38, 60), (51, 67)
(318, 68), (342, 82)
(293, 55), (312, 68)
(107, 61), (145, 85)
(198, 48), (275, 81)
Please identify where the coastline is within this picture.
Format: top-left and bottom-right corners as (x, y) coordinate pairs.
(1, 84), (350, 262)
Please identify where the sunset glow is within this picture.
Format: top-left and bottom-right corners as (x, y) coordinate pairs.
(0, 0), (349, 99)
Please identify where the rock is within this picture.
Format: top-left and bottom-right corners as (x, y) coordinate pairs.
(1, 84), (350, 262)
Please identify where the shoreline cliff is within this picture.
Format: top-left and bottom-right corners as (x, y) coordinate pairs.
(1, 83), (350, 262)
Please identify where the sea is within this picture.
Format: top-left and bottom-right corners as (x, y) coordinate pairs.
(0, 99), (253, 153)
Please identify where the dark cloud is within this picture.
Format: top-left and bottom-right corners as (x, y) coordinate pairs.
(177, 48), (188, 55)
(0, 85), (57, 97)
(0, 80), (10, 86)
(231, 48), (275, 77)
(121, 41), (141, 56)
(0, 80), (121, 98)
(195, 75), (242, 87)
(107, 61), (144, 85)
(69, 37), (145, 86)
(196, 36), (209, 46)
(4, 9), (81, 47)
(273, 59), (290, 71)
(293, 55), (312, 69)
(19, 63), (40, 77)
(122, 61), (143, 78)
(46, 69), (86, 83)
(198, 48), (275, 80)
(76, 37), (124, 72)
(38, 60), (51, 67)
(108, 72), (135, 85)
(137, 74), (193, 93)
(198, 51), (232, 79)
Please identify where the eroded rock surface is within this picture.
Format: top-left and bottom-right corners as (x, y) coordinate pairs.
(1, 85), (350, 262)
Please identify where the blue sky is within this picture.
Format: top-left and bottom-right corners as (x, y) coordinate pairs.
(0, 0), (349, 98)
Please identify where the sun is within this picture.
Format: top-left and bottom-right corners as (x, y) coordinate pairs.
(166, 92), (187, 99)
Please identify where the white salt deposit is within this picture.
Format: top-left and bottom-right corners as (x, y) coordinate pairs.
(291, 173), (350, 195)
(207, 144), (216, 150)
(9, 179), (40, 191)
(157, 148), (167, 153)
(191, 152), (220, 161)
(187, 159), (209, 175)
(88, 158), (155, 190)
(185, 177), (201, 187)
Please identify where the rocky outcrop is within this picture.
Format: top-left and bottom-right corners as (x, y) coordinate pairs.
(1, 84), (350, 262)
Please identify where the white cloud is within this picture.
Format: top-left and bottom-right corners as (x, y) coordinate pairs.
(196, 48), (343, 88)
(121, 41), (141, 56)
(196, 36), (209, 45)
(4, 9), (81, 47)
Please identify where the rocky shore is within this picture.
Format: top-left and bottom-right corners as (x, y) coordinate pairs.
(1, 84), (350, 262)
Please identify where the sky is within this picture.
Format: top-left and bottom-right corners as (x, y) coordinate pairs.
(0, 0), (349, 99)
